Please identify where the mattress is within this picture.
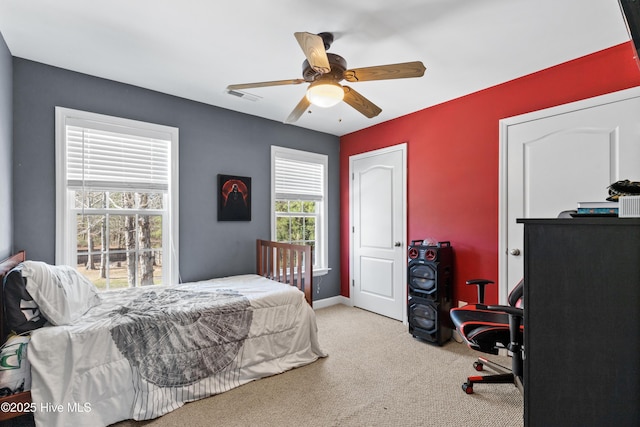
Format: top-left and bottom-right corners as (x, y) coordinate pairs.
(27, 274), (327, 427)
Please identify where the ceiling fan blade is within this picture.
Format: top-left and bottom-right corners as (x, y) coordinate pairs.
(294, 32), (331, 74)
(284, 95), (311, 124)
(342, 86), (382, 118)
(343, 61), (426, 82)
(227, 79), (305, 91)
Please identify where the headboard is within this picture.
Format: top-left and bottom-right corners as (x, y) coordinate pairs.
(256, 240), (313, 307)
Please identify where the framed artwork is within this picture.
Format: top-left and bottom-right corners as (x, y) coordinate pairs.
(218, 174), (251, 221)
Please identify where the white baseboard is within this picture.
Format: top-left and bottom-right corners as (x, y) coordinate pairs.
(313, 295), (351, 309)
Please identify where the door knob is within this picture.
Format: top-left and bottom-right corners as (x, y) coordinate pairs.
(394, 241), (402, 247)
(509, 248), (521, 256)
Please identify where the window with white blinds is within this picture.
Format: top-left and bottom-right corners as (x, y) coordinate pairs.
(274, 156), (324, 201)
(271, 146), (328, 274)
(55, 107), (179, 289)
(65, 120), (171, 191)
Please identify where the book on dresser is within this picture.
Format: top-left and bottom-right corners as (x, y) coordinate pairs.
(576, 201), (618, 215)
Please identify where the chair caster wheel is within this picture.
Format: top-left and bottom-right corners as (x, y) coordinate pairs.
(462, 383), (474, 394)
(473, 361), (484, 371)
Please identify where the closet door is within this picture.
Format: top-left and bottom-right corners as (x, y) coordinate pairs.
(500, 86), (640, 303)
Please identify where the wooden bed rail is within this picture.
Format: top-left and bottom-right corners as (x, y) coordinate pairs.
(256, 240), (313, 307)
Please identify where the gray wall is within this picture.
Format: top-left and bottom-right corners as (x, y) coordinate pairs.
(12, 58), (341, 300)
(0, 32), (11, 258)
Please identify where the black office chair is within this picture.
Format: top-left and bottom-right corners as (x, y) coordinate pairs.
(449, 278), (524, 394)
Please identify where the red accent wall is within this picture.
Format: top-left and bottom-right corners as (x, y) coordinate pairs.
(339, 42), (640, 305)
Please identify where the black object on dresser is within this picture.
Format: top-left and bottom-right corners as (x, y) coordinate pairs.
(407, 240), (453, 345)
(517, 218), (640, 427)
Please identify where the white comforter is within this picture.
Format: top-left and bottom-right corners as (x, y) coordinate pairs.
(27, 274), (327, 427)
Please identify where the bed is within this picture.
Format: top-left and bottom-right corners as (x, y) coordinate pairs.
(0, 239), (325, 426)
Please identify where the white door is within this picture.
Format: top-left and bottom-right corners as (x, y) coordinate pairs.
(499, 86), (640, 303)
(350, 144), (407, 321)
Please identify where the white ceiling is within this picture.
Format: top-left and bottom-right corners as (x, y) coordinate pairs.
(0, 0), (632, 136)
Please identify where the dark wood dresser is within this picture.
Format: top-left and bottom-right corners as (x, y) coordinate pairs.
(517, 218), (640, 426)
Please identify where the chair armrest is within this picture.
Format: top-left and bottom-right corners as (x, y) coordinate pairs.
(466, 279), (494, 286)
(486, 305), (523, 318)
(466, 278), (494, 304)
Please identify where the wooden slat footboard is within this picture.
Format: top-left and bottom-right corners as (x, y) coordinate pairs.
(256, 240), (313, 307)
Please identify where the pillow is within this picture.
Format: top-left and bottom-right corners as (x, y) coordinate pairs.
(20, 261), (101, 325)
(0, 334), (31, 395)
(2, 266), (48, 334)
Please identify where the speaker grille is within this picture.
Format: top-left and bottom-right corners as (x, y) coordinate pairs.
(425, 249), (437, 261)
(409, 264), (437, 294)
(409, 301), (437, 332)
(620, 196), (640, 217)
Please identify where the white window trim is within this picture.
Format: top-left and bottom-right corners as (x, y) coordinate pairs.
(55, 107), (179, 285)
(271, 146), (329, 276)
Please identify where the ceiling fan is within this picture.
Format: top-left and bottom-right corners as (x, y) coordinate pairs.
(226, 32), (426, 123)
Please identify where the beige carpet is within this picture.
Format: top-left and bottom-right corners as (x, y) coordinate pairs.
(113, 304), (523, 427)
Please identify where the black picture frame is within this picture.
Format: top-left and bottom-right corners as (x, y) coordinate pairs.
(218, 174), (251, 221)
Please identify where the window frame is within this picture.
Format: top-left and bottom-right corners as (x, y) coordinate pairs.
(55, 107), (179, 287)
(271, 146), (329, 275)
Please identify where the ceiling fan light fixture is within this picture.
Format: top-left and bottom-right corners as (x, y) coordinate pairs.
(306, 81), (344, 108)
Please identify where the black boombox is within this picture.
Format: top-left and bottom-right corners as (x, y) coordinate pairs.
(407, 240), (453, 345)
